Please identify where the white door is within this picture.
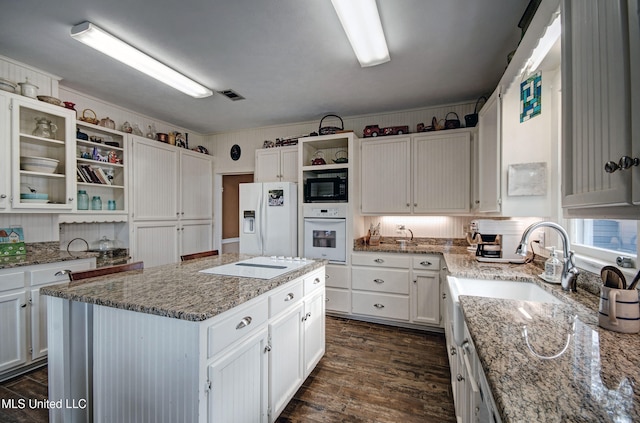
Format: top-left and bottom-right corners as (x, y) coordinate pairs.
(209, 328), (268, 423)
(180, 150), (213, 220)
(303, 290), (325, 377)
(132, 221), (180, 267)
(180, 220), (213, 257)
(268, 303), (304, 421)
(413, 132), (471, 213)
(0, 290), (27, 372)
(130, 136), (178, 220)
(303, 218), (346, 262)
(411, 271), (440, 326)
(263, 182), (297, 257)
(360, 137), (411, 214)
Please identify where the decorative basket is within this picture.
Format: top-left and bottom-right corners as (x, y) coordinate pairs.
(79, 109), (99, 125)
(318, 114), (344, 135)
(444, 112), (461, 130)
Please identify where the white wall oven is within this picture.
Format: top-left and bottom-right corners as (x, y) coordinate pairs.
(303, 204), (347, 263)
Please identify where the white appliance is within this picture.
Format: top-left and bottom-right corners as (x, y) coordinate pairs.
(239, 182), (298, 257)
(303, 204), (347, 263)
(200, 256), (310, 279)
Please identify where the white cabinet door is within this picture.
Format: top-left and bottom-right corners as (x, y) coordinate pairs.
(0, 93), (9, 210)
(130, 136), (178, 220)
(302, 289), (325, 377)
(562, 0), (633, 207)
(411, 271), (440, 327)
(413, 132), (471, 213)
(477, 88), (502, 213)
(209, 327), (268, 423)
(360, 137), (411, 214)
(180, 220), (213, 258)
(180, 150), (213, 220)
(255, 149), (282, 182)
(0, 290), (27, 372)
(280, 147), (298, 183)
(268, 302), (304, 421)
(131, 221), (180, 268)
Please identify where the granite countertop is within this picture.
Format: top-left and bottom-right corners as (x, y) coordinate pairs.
(354, 237), (639, 422)
(0, 242), (98, 269)
(41, 253), (326, 322)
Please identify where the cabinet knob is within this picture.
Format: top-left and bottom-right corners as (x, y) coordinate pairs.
(605, 156), (640, 173)
(68, 197), (74, 202)
(21, 303), (27, 308)
(55, 270), (72, 276)
(314, 277), (321, 284)
(373, 278), (384, 284)
(450, 346), (457, 356)
(235, 316), (252, 330)
(264, 345), (272, 353)
(457, 374), (464, 382)
(442, 292), (446, 299)
(419, 260), (432, 267)
(0, 194), (6, 199)
(374, 258), (384, 263)
(373, 303), (385, 309)
(284, 293), (295, 301)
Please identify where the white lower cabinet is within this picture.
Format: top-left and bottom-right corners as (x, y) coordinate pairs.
(208, 327), (269, 423)
(324, 264), (350, 314)
(0, 259), (94, 381)
(350, 252), (441, 328)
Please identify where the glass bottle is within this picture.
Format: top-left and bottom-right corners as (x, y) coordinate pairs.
(544, 247), (562, 282)
(77, 190), (89, 210)
(107, 200), (116, 210)
(91, 196), (102, 210)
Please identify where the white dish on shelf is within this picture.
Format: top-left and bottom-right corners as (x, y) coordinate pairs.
(20, 156), (59, 173)
(538, 273), (561, 284)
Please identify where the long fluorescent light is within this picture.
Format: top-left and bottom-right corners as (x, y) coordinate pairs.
(331, 0), (390, 67)
(70, 21), (213, 98)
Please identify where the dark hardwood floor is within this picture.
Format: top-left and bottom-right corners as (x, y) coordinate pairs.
(0, 316), (455, 423)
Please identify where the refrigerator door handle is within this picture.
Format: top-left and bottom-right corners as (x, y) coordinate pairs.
(259, 189), (266, 254)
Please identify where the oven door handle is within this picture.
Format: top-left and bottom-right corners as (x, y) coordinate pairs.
(304, 218), (342, 224)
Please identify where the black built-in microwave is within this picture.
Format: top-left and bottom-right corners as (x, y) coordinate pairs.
(304, 177), (347, 202)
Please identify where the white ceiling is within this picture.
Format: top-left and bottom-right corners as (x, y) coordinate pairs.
(0, 0), (530, 134)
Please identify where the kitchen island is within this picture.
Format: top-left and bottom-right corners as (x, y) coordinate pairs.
(41, 253), (326, 423)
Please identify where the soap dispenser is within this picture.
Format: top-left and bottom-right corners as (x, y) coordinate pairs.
(544, 247), (562, 282)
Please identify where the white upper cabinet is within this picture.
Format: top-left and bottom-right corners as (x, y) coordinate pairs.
(562, 0), (640, 212)
(360, 136), (411, 214)
(255, 146), (298, 182)
(180, 149), (213, 220)
(0, 93), (9, 210)
(476, 88), (502, 213)
(10, 95), (76, 211)
(360, 131), (472, 214)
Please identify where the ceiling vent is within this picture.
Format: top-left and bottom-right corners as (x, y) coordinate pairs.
(218, 89), (245, 101)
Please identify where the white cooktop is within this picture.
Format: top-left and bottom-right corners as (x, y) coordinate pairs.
(200, 256), (311, 280)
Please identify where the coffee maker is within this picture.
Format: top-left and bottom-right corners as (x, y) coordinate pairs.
(469, 220), (527, 263)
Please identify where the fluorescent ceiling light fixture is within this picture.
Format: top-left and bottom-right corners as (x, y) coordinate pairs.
(331, 0), (390, 67)
(70, 21), (213, 98)
(524, 14), (561, 73)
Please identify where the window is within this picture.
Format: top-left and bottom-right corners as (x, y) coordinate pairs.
(570, 219), (638, 264)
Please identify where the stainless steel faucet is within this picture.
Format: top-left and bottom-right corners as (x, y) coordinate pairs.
(516, 221), (579, 292)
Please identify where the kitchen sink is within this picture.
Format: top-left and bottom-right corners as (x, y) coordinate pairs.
(446, 276), (561, 345)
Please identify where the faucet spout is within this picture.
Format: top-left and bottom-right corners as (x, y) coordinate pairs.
(516, 221), (579, 292)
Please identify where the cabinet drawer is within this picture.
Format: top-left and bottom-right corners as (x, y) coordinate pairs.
(325, 264), (349, 289)
(351, 292), (409, 321)
(0, 270), (25, 292)
(412, 256), (441, 271)
(325, 288), (350, 313)
(351, 253), (411, 269)
(304, 269), (325, 295)
(29, 260), (93, 286)
(208, 299), (268, 358)
(269, 280), (303, 318)
(351, 268), (409, 294)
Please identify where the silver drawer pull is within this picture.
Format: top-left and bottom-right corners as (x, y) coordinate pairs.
(235, 316), (252, 330)
(55, 270), (72, 276)
(373, 303), (385, 309)
(373, 278), (384, 284)
(374, 258), (384, 263)
(314, 277), (321, 284)
(302, 312), (312, 322)
(420, 260), (432, 267)
(284, 293), (294, 301)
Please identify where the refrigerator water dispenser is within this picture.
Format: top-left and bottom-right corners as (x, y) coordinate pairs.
(243, 210), (256, 233)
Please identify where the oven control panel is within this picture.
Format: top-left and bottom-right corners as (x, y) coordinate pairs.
(303, 203), (348, 218)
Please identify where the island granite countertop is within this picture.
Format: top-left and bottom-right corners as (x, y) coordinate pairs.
(355, 237), (639, 422)
(41, 253), (326, 322)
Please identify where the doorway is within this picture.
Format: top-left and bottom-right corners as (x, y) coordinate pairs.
(221, 174), (253, 253)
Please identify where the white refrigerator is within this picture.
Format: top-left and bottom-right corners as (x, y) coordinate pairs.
(239, 182), (298, 256)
